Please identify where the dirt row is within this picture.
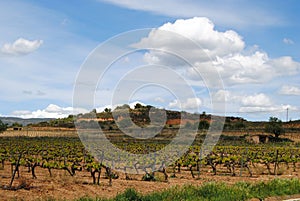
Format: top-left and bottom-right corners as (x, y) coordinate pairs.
(1, 161), (300, 201)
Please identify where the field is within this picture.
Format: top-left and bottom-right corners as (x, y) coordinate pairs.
(1, 127), (300, 201)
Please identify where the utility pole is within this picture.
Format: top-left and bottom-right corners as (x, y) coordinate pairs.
(286, 107), (289, 122)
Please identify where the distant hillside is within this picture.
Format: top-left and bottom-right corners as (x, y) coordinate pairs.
(0, 117), (54, 126)
(4, 104), (299, 132)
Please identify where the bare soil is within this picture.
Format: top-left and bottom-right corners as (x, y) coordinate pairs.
(1, 162), (300, 201)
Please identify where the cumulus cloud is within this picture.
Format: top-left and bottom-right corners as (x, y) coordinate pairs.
(11, 104), (89, 118)
(239, 104), (296, 114)
(0, 38), (43, 56)
(215, 54), (299, 85)
(134, 17), (300, 86)
(159, 17), (245, 57)
(279, 85), (300, 95)
(283, 38), (294, 45)
(236, 93), (297, 116)
(212, 91), (274, 113)
(135, 17), (244, 62)
(268, 56), (300, 76)
(213, 51), (273, 84)
(241, 93), (272, 107)
(212, 52), (300, 85)
(168, 97), (201, 110)
(209, 90), (298, 120)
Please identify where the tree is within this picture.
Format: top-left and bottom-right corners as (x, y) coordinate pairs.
(265, 117), (284, 138)
(11, 122), (23, 128)
(198, 120), (210, 130)
(234, 121), (246, 130)
(0, 120), (7, 133)
(134, 103), (143, 109)
(104, 108), (111, 113)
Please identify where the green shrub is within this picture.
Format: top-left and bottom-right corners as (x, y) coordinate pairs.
(115, 189), (141, 201)
(74, 178), (300, 201)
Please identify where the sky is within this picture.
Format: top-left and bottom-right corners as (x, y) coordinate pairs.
(0, 0), (300, 121)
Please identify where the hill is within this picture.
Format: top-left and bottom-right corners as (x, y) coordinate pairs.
(0, 117), (53, 126)
(3, 104), (300, 133)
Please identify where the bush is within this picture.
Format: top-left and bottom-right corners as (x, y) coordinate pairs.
(198, 120), (209, 130)
(0, 120), (7, 133)
(115, 189), (141, 201)
(141, 173), (156, 181)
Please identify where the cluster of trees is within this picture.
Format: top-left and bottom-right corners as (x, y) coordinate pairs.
(0, 120), (23, 132)
(186, 116), (285, 139)
(0, 120), (7, 133)
(265, 117), (284, 138)
(27, 115), (75, 128)
(1, 101), (287, 139)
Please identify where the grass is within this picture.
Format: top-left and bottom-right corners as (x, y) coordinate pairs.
(72, 178), (300, 201)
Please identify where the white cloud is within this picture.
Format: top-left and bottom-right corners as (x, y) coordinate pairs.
(168, 97), (201, 110)
(207, 89), (299, 121)
(135, 17), (245, 62)
(241, 93), (272, 107)
(283, 38), (294, 45)
(279, 85), (300, 96)
(11, 104), (89, 119)
(158, 18), (245, 57)
(213, 51), (300, 85)
(268, 56), (300, 76)
(134, 17), (300, 87)
(213, 51), (272, 84)
(218, 54), (299, 85)
(0, 38), (43, 56)
(239, 104), (297, 114)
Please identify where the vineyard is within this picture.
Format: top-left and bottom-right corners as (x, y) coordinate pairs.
(1, 134), (300, 193)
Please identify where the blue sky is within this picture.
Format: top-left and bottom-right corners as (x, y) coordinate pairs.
(0, 0), (300, 121)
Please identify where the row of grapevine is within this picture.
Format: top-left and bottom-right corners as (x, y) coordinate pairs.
(0, 136), (300, 189)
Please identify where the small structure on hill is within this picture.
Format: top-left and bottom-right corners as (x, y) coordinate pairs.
(13, 127), (22, 131)
(246, 134), (270, 144)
